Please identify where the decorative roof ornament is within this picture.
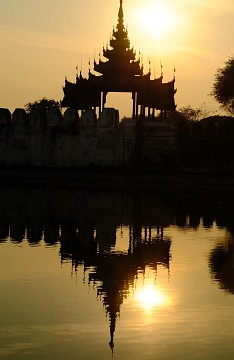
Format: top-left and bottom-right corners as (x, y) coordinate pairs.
(173, 66), (176, 81)
(160, 60), (163, 78)
(117, 0), (124, 31)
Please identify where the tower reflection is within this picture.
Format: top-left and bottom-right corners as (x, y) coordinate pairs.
(61, 222), (171, 349)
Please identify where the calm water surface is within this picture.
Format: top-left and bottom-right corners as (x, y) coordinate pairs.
(0, 188), (234, 359)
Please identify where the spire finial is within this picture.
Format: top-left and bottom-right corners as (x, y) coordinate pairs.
(118, 0), (124, 30)
(160, 60), (163, 78)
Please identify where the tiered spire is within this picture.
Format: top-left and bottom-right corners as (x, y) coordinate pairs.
(94, 0), (143, 79)
(117, 0), (124, 32)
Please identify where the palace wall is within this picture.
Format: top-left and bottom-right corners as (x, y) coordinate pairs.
(0, 107), (233, 169)
(0, 107), (178, 168)
(178, 119), (234, 167)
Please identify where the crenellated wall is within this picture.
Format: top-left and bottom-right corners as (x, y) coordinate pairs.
(0, 107), (178, 167)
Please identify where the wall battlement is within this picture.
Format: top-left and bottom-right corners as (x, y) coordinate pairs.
(0, 107), (178, 168)
(0, 107), (120, 128)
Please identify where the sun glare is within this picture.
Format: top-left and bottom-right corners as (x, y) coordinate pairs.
(135, 284), (167, 312)
(135, 4), (177, 38)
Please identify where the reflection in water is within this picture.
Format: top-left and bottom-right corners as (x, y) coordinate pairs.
(61, 224), (171, 349)
(209, 235), (234, 294)
(135, 282), (167, 312)
(1, 188), (234, 353)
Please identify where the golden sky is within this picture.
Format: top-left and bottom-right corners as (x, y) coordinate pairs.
(0, 0), (233, 117)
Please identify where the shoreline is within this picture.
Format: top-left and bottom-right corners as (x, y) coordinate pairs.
(0, 166), (234, 192)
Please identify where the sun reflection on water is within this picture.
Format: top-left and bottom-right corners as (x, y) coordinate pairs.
(135, 283), (169, 314)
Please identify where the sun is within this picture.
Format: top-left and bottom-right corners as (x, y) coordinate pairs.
(134, 4), (177, 38)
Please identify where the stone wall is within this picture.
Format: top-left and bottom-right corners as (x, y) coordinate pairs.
(122, 119), (178, 165)
(0, 107), (178, 167)
(177, 118), (234, 167)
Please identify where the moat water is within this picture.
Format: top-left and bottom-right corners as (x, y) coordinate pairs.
(0, 187), (234, 360)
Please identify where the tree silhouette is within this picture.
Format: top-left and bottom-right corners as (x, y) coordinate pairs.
(178, 104), (209, 121)
(211, 57), (234, 115)
(25, 97), (60, 115)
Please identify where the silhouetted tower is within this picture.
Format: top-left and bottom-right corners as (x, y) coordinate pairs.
(61, 0), (176, 118)
(94, 0), (143, 82)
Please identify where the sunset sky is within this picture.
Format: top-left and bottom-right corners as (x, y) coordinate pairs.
(0, 0), (233, 118)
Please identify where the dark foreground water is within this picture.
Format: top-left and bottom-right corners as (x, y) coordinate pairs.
(0, 187), (234, 360)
